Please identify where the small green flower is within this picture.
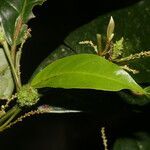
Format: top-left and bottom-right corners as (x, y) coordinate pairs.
(17, 84), (39, 107)
(112, 37), (124, 59)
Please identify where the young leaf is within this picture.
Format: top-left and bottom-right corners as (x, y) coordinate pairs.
(0, 48), (14, 99)
(31, 54), (145, 95)
(0, 0), (46, 45)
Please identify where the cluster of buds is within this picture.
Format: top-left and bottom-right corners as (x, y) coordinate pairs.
(79, 16), (150, 74)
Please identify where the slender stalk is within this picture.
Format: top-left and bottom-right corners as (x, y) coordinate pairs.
(0, 105), (19, 126)
(103, 40), (111, 55)
(16, 50), (22, 87)
(101, 127), (108, 150)
(1, 94), (17, 113)
(0, 106), (21, 132)
(114, 51), (150, 63)
(0, 110), (5, 119)
(6, 110), (41, 130)
(97, 34), (103, 56)
(15, 28), (31, 86)
(2, 41), (21, 91)
(11, 17), (23, 64)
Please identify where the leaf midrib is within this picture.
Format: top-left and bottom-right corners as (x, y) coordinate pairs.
(21, 0), (27, 17)
(33, 71), (136, 90)
(5, 0), (19, 13)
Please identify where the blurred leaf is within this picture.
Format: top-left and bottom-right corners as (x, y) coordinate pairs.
(118, 86), (150, 106)
(38, 105), (82, 113)
(0, 48), (14, 99)
(31, 54), (145, 94)
(0, 0), (46, 45)
(113, 132), (150, 150)
(119, 91), (150, 106)
(145, 86), (150, 94)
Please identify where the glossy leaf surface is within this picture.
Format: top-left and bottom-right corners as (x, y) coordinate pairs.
(0, 0), (46, 45)
(31, 54), (145, 94)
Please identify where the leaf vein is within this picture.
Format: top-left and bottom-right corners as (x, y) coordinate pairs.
(33, 71), (133, 90)
(5, 0), (19, 13)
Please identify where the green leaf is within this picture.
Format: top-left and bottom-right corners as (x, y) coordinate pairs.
(144, 86), (150, 98)
(0, 48), (14, 99)
(64, 0), (150, 83)
(31, 54), (145, 95)
(0, 0), (46, 45)
(113, 132), (150, 150)
(145, 86), (150, 94)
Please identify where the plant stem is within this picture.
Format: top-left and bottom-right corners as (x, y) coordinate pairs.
(2, 41), (21, 91)
(15, 28), (31, 86)
(0, 105), (19, 125)
(0, 105), (21, 132)
(11, 17), (23, 64)
(16, 50), (22, 87)
(6, 110), (41, 130)
(97, 34), (103, 56)
(103, 40), (111, 55)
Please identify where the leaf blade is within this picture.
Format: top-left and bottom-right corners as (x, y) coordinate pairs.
(0, 0), (46, 45)
(31, 54), (145, 94)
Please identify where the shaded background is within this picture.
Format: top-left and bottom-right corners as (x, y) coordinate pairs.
(1, 0), (148, 150)
(22, 0), (140, 82)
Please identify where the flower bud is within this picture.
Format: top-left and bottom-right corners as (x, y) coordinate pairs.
(107, 16), (115, 42)
(17, 84), (39, 107)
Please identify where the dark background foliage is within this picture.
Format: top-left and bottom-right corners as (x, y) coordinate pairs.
(22, 0), (140, 82)
(1, 0), (148, 150)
